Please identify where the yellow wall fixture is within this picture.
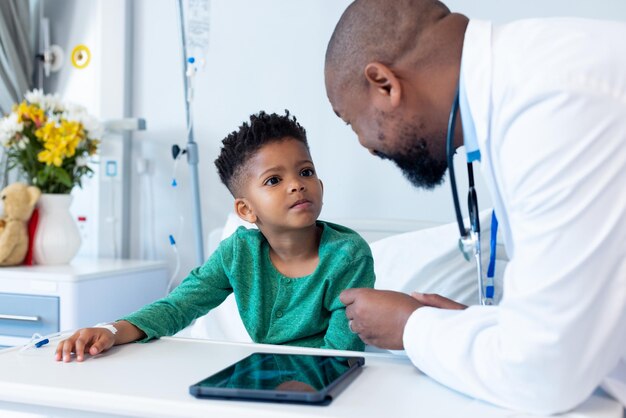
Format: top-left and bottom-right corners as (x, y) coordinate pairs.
(71, 45), (91, 69)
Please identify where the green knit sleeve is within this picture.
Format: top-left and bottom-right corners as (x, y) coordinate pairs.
(321, 255), (375, 351)
(121, 240), (234, 342)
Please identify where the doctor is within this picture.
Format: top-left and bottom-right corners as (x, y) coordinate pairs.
(324, 0), (626, 414)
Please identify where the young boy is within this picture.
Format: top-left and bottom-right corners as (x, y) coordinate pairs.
(56, 110), (375, 362)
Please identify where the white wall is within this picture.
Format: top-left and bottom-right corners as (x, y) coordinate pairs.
(446, 0), (626, 22)
(129, 0), (626, 284)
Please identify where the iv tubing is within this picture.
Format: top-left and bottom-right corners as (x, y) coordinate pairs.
(176, 0), (205, 265)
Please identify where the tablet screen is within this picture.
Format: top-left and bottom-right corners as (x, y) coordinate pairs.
(189, 352), (364, 404)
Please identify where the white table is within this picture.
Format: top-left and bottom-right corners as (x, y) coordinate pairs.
(0, 258), (168, 348)
(0, 337), (621, 418)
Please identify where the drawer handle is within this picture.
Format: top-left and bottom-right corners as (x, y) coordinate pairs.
(0, 314), (40, 322)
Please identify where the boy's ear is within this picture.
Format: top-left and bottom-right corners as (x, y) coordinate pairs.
(234, 198), (257, 223)
(319, 179), (324, 193)
(364, 62), (402, 110)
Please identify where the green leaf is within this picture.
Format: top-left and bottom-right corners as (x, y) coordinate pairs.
(52, 167), (73, 187)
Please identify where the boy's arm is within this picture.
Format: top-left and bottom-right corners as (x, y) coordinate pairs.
(121, 251), (233, 342)
(56, 265), (232, 363)
(321, 255), (375, 351)
(56, 253), (234, 362)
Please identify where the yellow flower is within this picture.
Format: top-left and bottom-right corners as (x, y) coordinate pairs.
(34, 119), (87, 167)
(37, 148), (64, 167)
(34, 121), (57, 143)
(58, 120), (83, 157)
(14, 102), (45, 127)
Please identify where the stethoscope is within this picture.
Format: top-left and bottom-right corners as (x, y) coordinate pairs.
(446, 87), (497, 306)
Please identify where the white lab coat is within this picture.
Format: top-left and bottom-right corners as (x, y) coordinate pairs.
(403, 18), (626, 414)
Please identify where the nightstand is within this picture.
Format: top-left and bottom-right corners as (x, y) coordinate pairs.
(0, 258), (168, 348)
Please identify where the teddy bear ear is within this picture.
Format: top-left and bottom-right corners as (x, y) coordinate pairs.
(26, 186), (42, 207)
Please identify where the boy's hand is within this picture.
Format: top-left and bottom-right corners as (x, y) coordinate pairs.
(55, 327), (116, 362)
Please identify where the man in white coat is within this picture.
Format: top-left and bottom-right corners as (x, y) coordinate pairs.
(324, 0), (626, 414)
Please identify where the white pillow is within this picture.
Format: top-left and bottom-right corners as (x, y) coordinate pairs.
(371, 209), (507, 306)
(220, 213), (257, 239)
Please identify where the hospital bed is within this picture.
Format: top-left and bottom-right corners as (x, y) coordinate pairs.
(177, 211), (508, 343)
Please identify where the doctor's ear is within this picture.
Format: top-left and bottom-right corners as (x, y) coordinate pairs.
(234, 198), (257, 223)
(364, 62), (402, 108)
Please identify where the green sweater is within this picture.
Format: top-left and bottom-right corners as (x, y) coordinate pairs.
(122, 221), (375, 351)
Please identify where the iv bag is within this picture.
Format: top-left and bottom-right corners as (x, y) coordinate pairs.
(182, 0), (210, 62)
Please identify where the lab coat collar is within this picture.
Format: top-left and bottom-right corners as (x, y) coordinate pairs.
(460, 20), (493, 155)
(460, 20), (514, 254)
(459, 65), (480, 162)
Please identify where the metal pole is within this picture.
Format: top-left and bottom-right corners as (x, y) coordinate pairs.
(176, 0), (205, 265)
(121, 0), (133, 258)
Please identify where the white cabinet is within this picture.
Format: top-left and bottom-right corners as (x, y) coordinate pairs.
(0, 258), (168, 347)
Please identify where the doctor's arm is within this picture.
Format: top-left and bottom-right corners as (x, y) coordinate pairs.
(402, 91), (626, 414)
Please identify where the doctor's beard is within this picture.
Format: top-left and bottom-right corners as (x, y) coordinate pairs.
(374, 135), (448, 190)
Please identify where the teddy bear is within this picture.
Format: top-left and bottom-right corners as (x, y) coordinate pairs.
(0, 183), (41, 266)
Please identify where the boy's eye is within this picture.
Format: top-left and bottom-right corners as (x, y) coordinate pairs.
(300, 168), (315, 177)
(264, 176), (280, 186)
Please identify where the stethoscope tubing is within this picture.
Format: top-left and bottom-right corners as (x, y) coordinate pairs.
(446, 86), (489, 306)
(446, 87), (467, 238)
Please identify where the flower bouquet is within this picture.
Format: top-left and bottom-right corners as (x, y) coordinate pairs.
(0, 89), (101, 194)
(0, 90), (102, 265)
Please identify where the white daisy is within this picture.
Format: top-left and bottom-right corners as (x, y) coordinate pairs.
(64, 102), (87, 120)
(75, 155), (89, 167)
(0, 113), (24, 144)
(45, 92), (64, 112)
(81, 114), (103, 139)
(25, 89), (46, 107)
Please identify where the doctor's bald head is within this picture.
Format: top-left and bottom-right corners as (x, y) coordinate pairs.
(324, 0), (450, 98)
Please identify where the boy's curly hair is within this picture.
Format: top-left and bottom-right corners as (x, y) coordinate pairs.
(215, 110), (308, 197)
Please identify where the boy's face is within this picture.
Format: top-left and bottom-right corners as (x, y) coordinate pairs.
(236, 137), (323, 232)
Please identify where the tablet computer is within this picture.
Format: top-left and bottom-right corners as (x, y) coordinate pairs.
(189, 352), (365, 405)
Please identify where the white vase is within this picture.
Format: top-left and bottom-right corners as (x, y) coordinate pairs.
(33, 194), (81, 265)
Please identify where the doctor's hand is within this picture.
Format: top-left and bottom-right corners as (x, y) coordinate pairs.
(411, 292), (467, 310)
(340, 288), (424, 350)
(55, 327), (116, 363)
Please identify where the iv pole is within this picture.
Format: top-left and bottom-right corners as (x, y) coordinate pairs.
(176, 0), (205, 265)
